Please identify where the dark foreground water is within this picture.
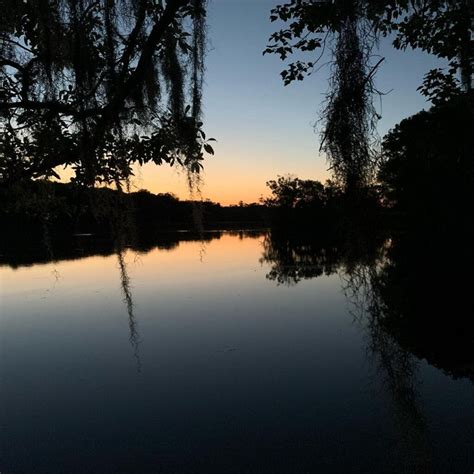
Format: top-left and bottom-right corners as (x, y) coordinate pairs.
(1, 230), (473, 473)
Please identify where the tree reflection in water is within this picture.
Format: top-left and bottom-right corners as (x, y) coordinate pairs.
(110, 230), (264, 372)
(261, 225), (474, 379)
(342, 255), (433, 473)
(260, 227), (384, 286)
(116, 247), (142, 373)
(261, 224), (474, 472)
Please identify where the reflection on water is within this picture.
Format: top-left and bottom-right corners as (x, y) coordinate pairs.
(345, 262), (432, 472)
(1, 229), (473, 473)
(116, 248), (142, 373)
(262, 226), (473, 472)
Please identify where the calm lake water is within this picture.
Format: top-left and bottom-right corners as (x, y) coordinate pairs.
(1, 230), (473, 473)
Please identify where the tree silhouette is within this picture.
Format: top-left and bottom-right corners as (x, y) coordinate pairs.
(265, 0), (473, 189)
(379, 94), (474, 215)
(0, 0), (214, 186)
(263, 175), (329, 210)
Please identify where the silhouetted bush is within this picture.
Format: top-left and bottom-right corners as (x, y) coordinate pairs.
(379, 93), (474, 229)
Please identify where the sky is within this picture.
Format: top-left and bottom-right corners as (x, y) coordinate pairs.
(132, 0), (444, 205)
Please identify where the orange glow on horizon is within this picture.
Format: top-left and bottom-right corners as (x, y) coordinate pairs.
(55, 152), (330, 206)
(130, 159), (330, 206)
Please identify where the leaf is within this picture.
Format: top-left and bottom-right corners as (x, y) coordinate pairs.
(204, 143), (214, 155)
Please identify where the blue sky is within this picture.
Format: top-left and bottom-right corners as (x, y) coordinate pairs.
(137, 0), (444, 204)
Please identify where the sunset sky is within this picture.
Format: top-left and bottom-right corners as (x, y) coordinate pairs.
(132, 0), (443, 205)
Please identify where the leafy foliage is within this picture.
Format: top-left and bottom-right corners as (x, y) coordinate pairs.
(263, 175), (336, 209)
(265, 1), (384, 189)
(379, 94), (474, 213)
(389, 0), (472, 97)
(0, 0), (214, 186)
(266, 0), (472, 98)
(265, 0), (472, 188)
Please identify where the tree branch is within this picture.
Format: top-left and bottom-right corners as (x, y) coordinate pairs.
(0, 100), (76, 114)
(102, 0), (188, 121)
(0, 58), (26, 72)
(0, 100), (100, 118)
(0, 0), (190, 183)
(1, 1), (188, 122)
(118, 0), (147, 80)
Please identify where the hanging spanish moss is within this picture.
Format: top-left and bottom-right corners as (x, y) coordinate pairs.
(0, 0), (210, 190)
(321, 0), (381, 192)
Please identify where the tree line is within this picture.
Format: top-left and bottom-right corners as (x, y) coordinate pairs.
(1, 1), (472, 217)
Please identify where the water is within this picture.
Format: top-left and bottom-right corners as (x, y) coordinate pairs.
(1, 230), (473, 473)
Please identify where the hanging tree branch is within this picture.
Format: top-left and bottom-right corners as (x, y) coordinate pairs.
(0, 0), (212, 185)
(266, 0), (473, 191)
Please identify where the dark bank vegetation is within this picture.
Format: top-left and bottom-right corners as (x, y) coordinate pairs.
(262, 174), (382, 231)
(0, 181), (267, 253)
(379, 93), (474, 225)
(0, 228), (264, 269)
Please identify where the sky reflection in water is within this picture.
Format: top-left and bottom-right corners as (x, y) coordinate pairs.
(1, 231), (473, 473)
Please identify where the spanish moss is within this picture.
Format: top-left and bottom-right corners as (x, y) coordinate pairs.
(0, 0), (209, 189)
(321, 0), (379, 192)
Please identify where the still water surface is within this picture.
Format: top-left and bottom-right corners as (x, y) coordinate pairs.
(1, 231), (473, 473)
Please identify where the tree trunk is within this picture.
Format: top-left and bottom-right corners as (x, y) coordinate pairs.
(459, 0), (473, 91)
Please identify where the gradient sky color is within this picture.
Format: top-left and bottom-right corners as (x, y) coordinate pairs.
(133, 0), (444, 205)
